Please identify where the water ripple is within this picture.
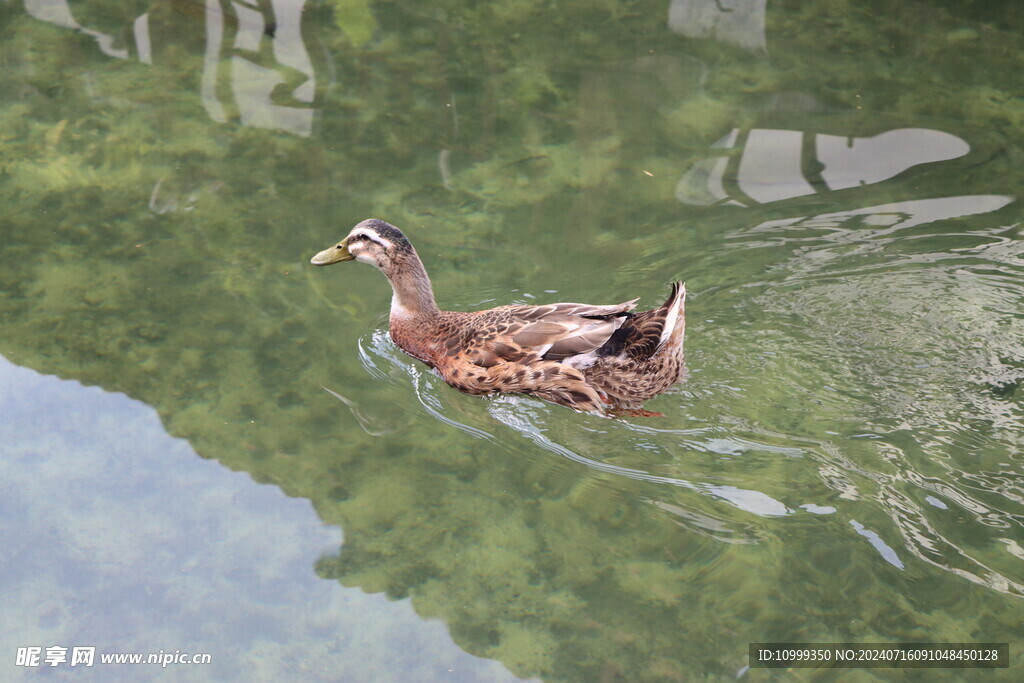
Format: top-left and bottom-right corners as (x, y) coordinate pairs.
(346, 191), (1024, 597)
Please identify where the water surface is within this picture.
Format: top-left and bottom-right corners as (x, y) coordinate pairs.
(1, 0), (1022, 680)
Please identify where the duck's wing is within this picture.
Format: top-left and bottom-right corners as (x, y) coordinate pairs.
(464, 299), (639, 366)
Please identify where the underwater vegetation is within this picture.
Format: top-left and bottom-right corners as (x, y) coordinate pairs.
(2, 0), (1023, 679)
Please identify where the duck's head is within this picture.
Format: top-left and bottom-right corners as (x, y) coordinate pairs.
(310, 219), (438, 317)
(310, 218), (416, 275)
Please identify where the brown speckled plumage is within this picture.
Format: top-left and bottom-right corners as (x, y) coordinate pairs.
(311, 219), (686, 415)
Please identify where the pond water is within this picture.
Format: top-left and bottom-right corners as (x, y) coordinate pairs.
(1, 0), (1022, 680)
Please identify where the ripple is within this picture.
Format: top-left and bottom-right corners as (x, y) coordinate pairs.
(347, 202), (1024, 598)
(693, 193), (1024, 595)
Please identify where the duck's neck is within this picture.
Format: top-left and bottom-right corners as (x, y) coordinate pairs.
(385, 253), (439, 321)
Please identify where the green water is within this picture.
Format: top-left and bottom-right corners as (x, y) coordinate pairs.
(1, 0), (1022, 680)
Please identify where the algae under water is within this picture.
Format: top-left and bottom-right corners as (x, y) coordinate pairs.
(1, 0), (1023, 680)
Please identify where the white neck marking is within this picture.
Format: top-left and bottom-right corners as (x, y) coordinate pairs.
(390, 291), (416, 319)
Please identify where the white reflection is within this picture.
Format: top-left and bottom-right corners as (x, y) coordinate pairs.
(1000, 539), (1024, 560)
(738, 128), (814, 203)
(132, 13), (152, 65)
(25, 0), (128, 59)
(233, 2), (265, 52)
(270, 0), (316, 104)
(202, 0), (228, 123)
(677, 127), (975, 206)
(800, 503), (836, 514)
(24, 0), (319, 137)
(668, 0), (768, 52)
(817, 129), (969, 191)
(747, 195), (1015, 235)
(850, 519), (905, 569)
(231, 57), (314, 135)
(675, 129), (744, 206)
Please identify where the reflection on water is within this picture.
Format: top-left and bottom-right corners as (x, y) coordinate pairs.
(746, 195), (1014, 236)
(25, 0), (129, 58)
(26, 0), (320, 135)
(678, 126), (977, 206)
(669, 0), (767, 53)
(4, 0), (1024, 679)
(0, 356), (518, 681)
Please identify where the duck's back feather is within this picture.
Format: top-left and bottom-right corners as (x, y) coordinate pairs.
(453, 299), (639, 367)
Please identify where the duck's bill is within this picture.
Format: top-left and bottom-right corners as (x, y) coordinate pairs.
(311, 239), (354, 265)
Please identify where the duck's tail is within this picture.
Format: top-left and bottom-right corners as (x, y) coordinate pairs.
(657, 281), (686, 350)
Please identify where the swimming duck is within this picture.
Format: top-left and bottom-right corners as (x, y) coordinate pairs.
(311, 219), (686, 415)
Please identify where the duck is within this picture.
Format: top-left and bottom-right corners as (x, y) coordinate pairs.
(310, 219), (686, 416)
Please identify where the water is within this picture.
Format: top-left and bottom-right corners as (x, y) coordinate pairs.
(1, 0), (1022, 680)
